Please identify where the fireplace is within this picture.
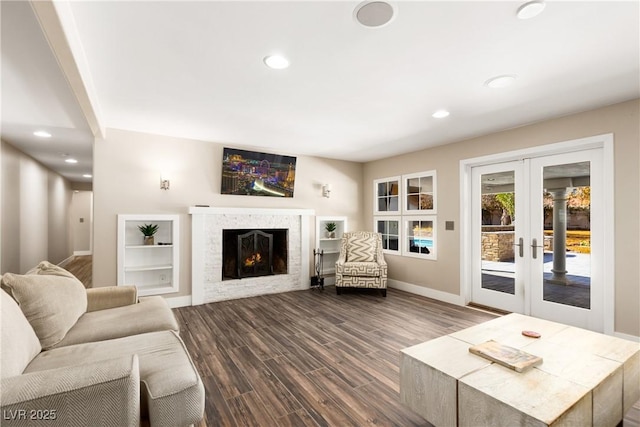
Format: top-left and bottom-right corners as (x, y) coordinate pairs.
(222, 228), (288, 280)
(190, 207), (313, 304)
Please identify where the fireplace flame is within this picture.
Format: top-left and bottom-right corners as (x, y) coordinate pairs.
(244, 253), (262, 267)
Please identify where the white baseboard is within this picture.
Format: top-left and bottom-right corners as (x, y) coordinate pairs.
(388, 279), (465, 306)
(57, 255), (74, 267)
(73, 250), (92, 256)
(613, 331), (640, 342)
(165, 295), (192, 308)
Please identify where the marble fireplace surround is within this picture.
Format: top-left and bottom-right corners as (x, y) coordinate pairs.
(189, 207), (314, 305)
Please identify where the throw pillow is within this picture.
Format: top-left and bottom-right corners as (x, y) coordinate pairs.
(0, 289), (42, 378)
(2, 261), (87, 349)
(346, 234), (377, 262)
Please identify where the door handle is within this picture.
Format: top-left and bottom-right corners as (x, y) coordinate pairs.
(514, 237), (524, 258)
(531, 238), (543, 259)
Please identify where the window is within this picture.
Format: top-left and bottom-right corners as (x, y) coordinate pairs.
(374, 216), (401, 255)
(374, 176), (401, 214)
(403, 170), (436, 214)
(373, 172), (437, 260)
(404, 216), (437, 260)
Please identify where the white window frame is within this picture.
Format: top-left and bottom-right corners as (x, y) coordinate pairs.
(373, 216), (402, 255)
(403, 215), (437, 260)
(373, 176), (402, 215)
(402, 170), (437, 215)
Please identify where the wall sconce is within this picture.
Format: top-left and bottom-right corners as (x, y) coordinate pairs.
(160, 174), (170, 190)
(322, 183), (332, 198)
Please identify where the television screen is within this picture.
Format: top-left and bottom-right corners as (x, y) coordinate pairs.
(221, 148), (296, 197)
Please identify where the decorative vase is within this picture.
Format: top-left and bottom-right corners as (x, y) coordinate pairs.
(144, 236), (155, 245)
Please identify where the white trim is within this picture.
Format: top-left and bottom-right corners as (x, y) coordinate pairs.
(402, 215), (437, 260)
(613, 331), (640, 343)
(459, 161), (472, 306)
(188, 206), (315, 216)
(165, 295), (192, 308)
(373, 215), (402, 255)
(602, 137), (615, 335)
(57, 255), (75, 267)
(388, 279), (464, 306)
(117, 214), (180, 297)
(300, 215), (311, 288)
(402, 170), (437, 215)
(373, 176), (402, 215)
(460, 133), (615, 334)
(73, 250), (92, 256)
(191, 213), (205, 305)
(459, 133), (611, 168)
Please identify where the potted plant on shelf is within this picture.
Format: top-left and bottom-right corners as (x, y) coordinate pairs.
(138, 223), (159, 245)
(325, 222), (337, 238)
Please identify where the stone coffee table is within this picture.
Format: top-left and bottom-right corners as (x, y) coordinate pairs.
(400, 313), (640, 427)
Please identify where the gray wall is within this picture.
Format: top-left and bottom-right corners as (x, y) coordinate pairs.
(364, 99), (639, 336)
(92, 128), (365, 297)
(1, 140), (73, 273)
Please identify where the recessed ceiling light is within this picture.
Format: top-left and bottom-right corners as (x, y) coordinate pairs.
(516, 1), (546, 20)
(34, 130), (52, 138)
(263, 55), (289, 70)
(354, 1), (395, 28)
(485, 74), (518, 88)
(432, 109), (450, 119)
(82, 174), (92, 178)
(65, 158), (78, 164)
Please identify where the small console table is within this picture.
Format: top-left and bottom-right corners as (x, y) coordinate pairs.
(400, 313), (640, 427)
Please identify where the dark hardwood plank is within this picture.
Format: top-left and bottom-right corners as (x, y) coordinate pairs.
(264, 355), (360, 427)
(276, 410), (319, 427)
(73, 257), (640, 426)
(227, 346), (302, 418)
(174, 287), (497, 427)
(63, 255), (92, 287)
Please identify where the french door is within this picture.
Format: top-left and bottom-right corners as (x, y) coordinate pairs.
(470, 148), (605, 331)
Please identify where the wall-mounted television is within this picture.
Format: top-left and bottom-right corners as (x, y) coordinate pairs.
(221, 148), (296, 198)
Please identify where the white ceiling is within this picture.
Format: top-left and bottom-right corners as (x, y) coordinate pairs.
(2, 1), (639, 183)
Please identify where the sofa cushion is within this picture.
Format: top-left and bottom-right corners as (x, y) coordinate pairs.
(25, 331), (205, 427)
(346, 234), (377, 262)
(1, 261), (87, 349)
(0, 289), (42, 378)
(341, 262), (381, 277)
(52, 296), (180, 348)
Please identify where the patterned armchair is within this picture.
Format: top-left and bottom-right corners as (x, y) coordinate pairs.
(335, 231), (388, 297)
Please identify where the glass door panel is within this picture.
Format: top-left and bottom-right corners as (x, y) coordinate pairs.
(529, 150), (603, 331)
(468, 145), (607, 333)
(541, 162), (591, 308)
(471, 162), (524, 313)
(481, 170), (516, 295)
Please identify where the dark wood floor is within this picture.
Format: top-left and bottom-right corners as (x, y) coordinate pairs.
(65, 256), (639, 426)
(63, 255), (92, 288)
(173, 288), (497, 427)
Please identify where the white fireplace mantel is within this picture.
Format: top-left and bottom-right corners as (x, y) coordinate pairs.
(189, 206), (314, 217)
(189, 207), (315, 305)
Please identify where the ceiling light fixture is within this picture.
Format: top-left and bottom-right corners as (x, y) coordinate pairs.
(354, 1), (395, 28)
(432, 109), (450, 119)
(485, 74), (518, 88)
(65, 158), (78, 164)
(82, 174), (92, 178)
(263, 55), (290, 70)
(33, 130), (52, 138)
(516, 0), (546, 19)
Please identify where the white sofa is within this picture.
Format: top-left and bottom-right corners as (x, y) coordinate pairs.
(1, 261), (205, 427)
